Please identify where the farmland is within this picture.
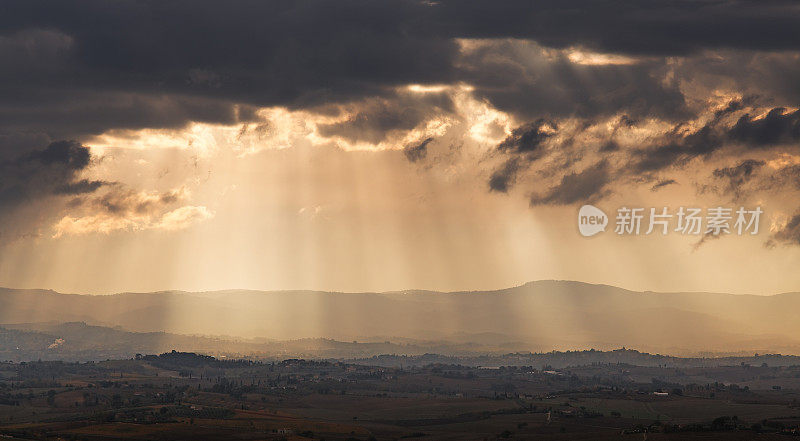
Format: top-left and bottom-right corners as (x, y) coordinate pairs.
(1, 351), (799, 440)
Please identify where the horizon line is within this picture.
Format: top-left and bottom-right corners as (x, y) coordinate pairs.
(1, 279), (797, 298)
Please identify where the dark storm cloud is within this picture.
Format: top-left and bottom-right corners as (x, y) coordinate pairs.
(491, 98), (799, 209)
(0, 0), (459, 141)
(0, 88), (259, 143)
(3, 0), (800, 238)
(29, 140), (90, 169)
(630, 105), (799, 174)
(489, 158), (523, 193)
(429, 0), (800, 55)
(678, 51), (800, 111)
(1, 0), (800, 144)
(489, 120), (557, 193)
(318, 93), (453, 145)
(600, 115), (637, 153)
(4, 0), (797, 77)
(630, 117), (729, 173)
(530, 160), (611, 205)
(729, 108), (800, 147)
(404, 137), (434, 163)
(498, 120), (556, 154)
(54, 179), (107, 195)
(0, 140), (107, 208)
(458, 40), (689, 121)
(630, 128), (719, 173)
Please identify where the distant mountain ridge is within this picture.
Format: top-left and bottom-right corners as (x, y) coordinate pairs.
(0, 321), (531, 362)
(1, 280), (799, 355)
(3, 321), (800, 368)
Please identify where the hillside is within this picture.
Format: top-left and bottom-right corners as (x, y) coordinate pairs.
(1, 281), (799, 355)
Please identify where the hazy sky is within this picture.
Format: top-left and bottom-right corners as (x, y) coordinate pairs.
(1, 1), (800, 294)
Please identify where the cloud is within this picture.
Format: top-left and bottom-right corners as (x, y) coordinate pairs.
(629, 105), (798, 174)
(459, 40), (688, 121)
(630, 123), (724, 173)
(486, 99), (800, 216)
(770, 163), (800, 191)
(51, 188), (214, 237)
(2, 0), (799, 147)
(530, 160), (611, 205)
(767, 211), (800, 247)
(488, 120), (557, 193)
(693, 231), (722, 251)
(4, 0), (800, 249)
(430, 0), (800, 55)
(0, 138), (213, 241)
(0, 140), (107, 209)
(52, 213), (141, 237)
(719, 160), (764, 178)
(650, 179), (677, 191)
(155, 206), (214, 231)
(53, 179), (108, 195)
(729, 108), (800, 147)
(710, 159), (765, 198)
(488, 158), (523, 193)
(318, 94), (453, 145)
(404, 137), (434, 162)
(0, 1), (458, 142)
(497, 120), (556, 154)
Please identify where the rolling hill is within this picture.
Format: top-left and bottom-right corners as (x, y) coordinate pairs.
(1, 281), (799, 355)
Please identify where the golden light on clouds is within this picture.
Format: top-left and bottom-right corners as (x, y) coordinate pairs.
(566, 49), (639, 65)
(767, 153), (800, 169)
(51, 205), (214, 237)
(84, 83), (514, 156)
(406, 84), (452, 93)
(3, 43), (800, 297)
(88, 123), (230, 156)
(49, 184), (214, 237)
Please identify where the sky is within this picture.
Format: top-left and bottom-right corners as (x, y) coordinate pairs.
(1, 0), (800, 295)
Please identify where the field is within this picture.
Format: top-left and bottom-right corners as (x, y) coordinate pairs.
(1, 353), (800, 440)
